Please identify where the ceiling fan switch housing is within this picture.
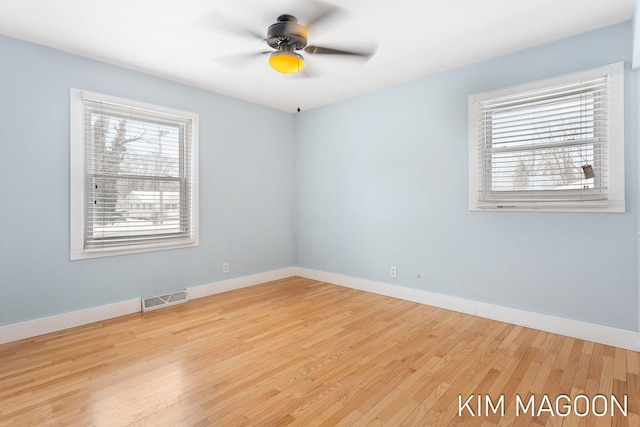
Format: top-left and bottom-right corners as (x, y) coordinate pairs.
(267, 15), (308, 51)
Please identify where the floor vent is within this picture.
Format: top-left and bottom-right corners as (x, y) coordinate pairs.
(142, 290), (189, 312)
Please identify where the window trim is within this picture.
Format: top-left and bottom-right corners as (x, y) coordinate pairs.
(468, 62), (625, 213)
(70, 89), (199, 259)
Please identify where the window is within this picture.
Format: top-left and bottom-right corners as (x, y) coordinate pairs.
(468, 62), (624, 212)
(70, 89), (199, 259)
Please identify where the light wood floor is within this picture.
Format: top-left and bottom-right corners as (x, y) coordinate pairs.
(1, 277), (639, 426)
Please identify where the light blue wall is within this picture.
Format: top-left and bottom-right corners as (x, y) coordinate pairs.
(294, 22), (639, 331)
(2, 22), (638, 333)
(0, 35), (294, 325)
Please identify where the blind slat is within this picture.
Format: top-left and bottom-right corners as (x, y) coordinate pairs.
(475, 75), (609, 205)
(82, 98), (195, 251)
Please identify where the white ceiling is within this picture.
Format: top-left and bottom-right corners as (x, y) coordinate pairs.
(0, 0), (635, 112)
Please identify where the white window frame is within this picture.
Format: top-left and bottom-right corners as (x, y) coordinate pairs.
(468, 62), (624, 212)
(70, 89), (199, 259)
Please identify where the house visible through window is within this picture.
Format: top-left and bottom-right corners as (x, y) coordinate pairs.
(468, 62), (624, 212)
(70, 89), (199, 259)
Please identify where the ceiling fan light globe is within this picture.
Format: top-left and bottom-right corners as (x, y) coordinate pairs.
(269, 51), (305, 74)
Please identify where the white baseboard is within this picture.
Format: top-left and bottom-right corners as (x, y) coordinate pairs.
(294, 267), (640, 352)
(0, 298), (141, 345)
(0, 267), (296, 345)
(3, 267), (638, 351)
(186, 267), (297, 299)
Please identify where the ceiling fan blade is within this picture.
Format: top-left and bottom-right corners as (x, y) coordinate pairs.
(293, 66), (323, 79)
(304, 45), (375, 59)
(214, 51), (272, 69)
(198, 11), (265, 41)
(303, 1), (346, 29)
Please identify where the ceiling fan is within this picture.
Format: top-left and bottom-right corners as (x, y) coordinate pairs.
(208, 1), (376, 76)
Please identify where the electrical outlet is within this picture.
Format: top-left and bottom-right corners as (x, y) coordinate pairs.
(223, 262), (230, 274)
(390, 266), (397, 278)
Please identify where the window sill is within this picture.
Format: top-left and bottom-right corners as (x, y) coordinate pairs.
(469, 200), (624, 213)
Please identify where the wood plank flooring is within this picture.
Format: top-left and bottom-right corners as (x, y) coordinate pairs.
(1, 277), (639, 426)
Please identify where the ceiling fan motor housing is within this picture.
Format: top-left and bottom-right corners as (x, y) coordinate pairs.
(267, 15), (308, 51)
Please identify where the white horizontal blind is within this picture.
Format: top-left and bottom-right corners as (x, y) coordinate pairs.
(475, 76), (609, 208)
(82, 98), (195, 251)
